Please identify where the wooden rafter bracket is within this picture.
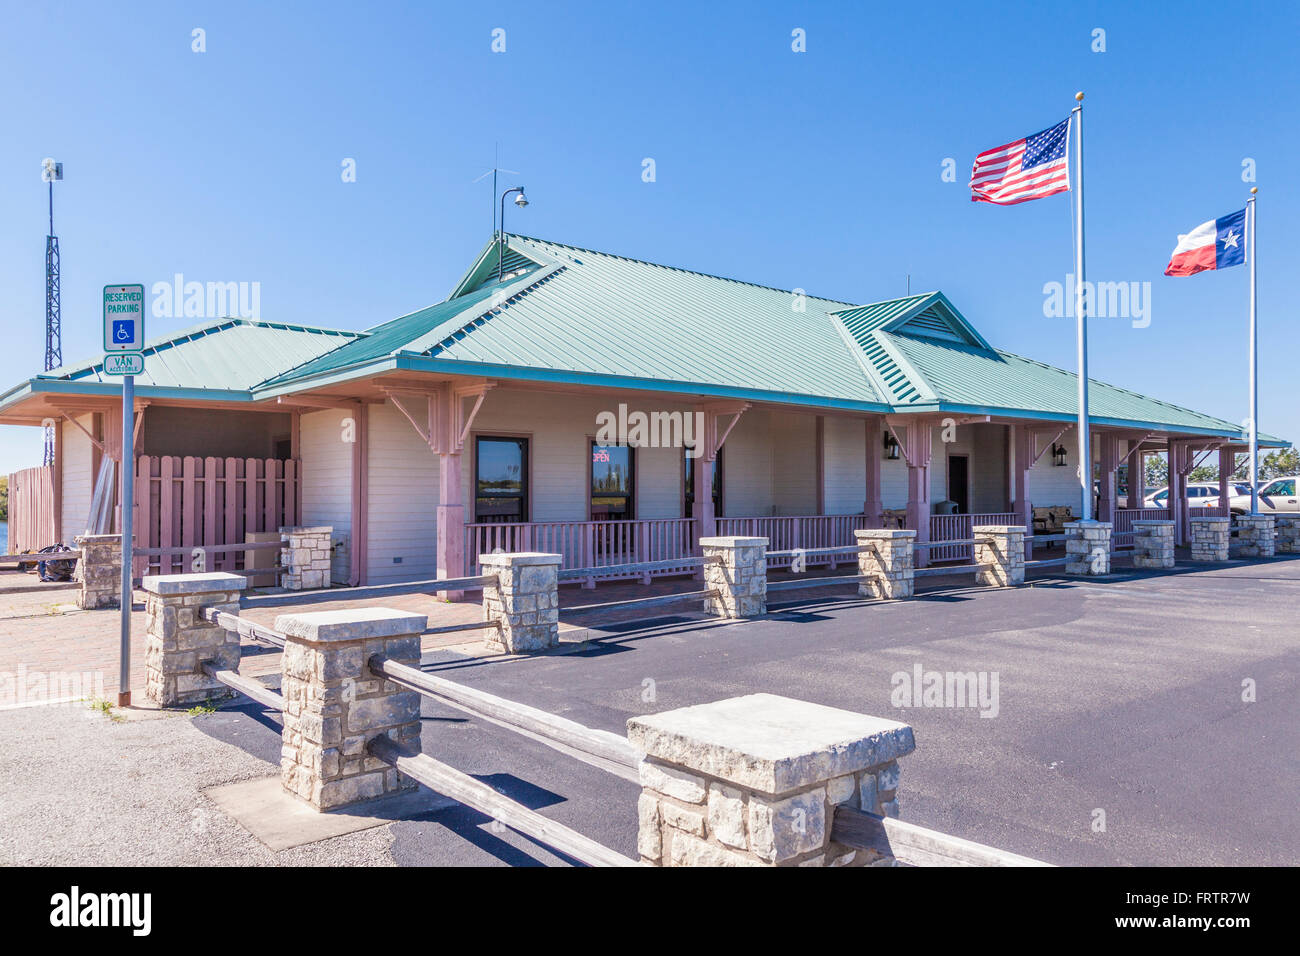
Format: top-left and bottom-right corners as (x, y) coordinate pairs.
(454, 382), (496, 451)
(383, 390), (432, 447)
(59, 413), (106, 454)
(694, 401), (750, 461)
(884, 415), (943, 469)
(1030, 423), (1073, 466)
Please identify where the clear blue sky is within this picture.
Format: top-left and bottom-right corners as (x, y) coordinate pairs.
(2, 0), (1295, 474)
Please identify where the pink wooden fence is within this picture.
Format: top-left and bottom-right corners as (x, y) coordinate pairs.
(1112, 507), (1168, 548)
(6, 465), (57, 553)
(465, 518), (699, 580)
(928, 513), (1019, 563)
(133, 456), (301, 577)
(715, 514), (873, 570)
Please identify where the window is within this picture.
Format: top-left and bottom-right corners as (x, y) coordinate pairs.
(1263, 479), (1296, 497)
(1153, 490), (1168, 507)
(591, 441), (634, 519)
(475, 437), (528, 523)
(684, 449), (722, 518)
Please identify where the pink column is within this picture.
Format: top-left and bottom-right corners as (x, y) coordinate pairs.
(1097, 433), (1118, 523)
(1013, 425), (1033, 561)
(903, 422), (932, 568)
(692, 454), (716, 539)
(1168, 443), (1187, 546)
(1133, 448), (1145, 508)
(863, 416), (883, 528)
(348, 403), (369, 586)
(437, 451), (465, 596)
(1218, 447), (1234, 514)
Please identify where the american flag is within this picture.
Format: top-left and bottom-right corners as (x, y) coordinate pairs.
(969, 117), (1071, 205)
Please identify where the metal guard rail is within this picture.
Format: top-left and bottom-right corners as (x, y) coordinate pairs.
(369, 655), (643, 772)
(831, 805), (1052, 867)
(366, 735), (638, 867)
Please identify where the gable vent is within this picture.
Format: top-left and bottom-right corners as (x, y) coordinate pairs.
(466, 249), (539, 293)
(896, 306), (964, 343)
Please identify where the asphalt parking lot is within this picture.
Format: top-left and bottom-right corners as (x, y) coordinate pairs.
(4, 556), (1296, 866)
(183, 555), (1300, 866)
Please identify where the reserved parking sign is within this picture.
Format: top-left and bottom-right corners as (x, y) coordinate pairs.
(104, 284), (145, 351)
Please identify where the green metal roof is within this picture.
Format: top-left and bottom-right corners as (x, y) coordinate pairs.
(43, 318), (361, 392)
(255, 270), (549, 389)
(0, 233), (1284, 446)
(882, 332), (1254, 434)
(263, 238), (883, 408)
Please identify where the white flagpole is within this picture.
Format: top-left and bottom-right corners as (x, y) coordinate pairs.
(1248, 186), (1258, 515)
(1073, 91), (1091, 520)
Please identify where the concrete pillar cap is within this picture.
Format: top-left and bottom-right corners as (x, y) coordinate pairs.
(142, 572), (248, 595)
(274, 607), (428, 643)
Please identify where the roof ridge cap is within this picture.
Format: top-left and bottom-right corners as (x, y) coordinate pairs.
(510, 233), (859, 307)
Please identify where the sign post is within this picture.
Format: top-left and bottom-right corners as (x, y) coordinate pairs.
(105, 284), (145, 706)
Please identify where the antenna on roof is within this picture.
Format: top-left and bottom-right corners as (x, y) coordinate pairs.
(472, 144), (519, 237)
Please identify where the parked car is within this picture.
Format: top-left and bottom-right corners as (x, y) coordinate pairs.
(1227, 476), (1300, 515)
(1143, 482), (1248, 509)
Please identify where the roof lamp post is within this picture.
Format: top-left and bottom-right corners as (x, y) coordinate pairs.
(498, 186), (529, 283)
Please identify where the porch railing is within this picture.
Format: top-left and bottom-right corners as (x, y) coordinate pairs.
(715, 514), (873, 570)
(928, 513), (1019, 563)
(465, 518), (699, 581)
(1112, 508), (1168, 548)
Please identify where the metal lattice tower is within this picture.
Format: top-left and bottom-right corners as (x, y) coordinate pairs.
(42, 160), (62, 465)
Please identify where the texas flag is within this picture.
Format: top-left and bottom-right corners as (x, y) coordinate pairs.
(1164, 208), (1247, 276)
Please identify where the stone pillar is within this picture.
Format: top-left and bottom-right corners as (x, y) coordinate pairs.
(1130, 519), (1175, 569)
(478, 552), (562, 652)
(855, 529), (915, 599)
(1275, 516), (1300, 554)
(973, 525), (1026, 587)
(1235, 514), (1276, 558)
(699, 536), (767, 618)
(74, 533), (124, 609)
(143, 572), (247, 706)
(1189, 516), (1230, 562)
(278, 607), (426, 810)
(628, 693), (915, 867)
(1065, 520), (1112, 575)
(280, 526), (333, 591)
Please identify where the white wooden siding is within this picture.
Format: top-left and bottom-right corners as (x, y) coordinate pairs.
(821, 415), (866, 514)
(61, 416), (93, 540)
(299, 408), (352, 584)
(367, 400), (439, 583)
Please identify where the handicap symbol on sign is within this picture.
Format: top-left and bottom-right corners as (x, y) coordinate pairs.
(112, 319), (134, 343)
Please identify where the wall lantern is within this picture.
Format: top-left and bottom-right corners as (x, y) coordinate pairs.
(1052, 443), (1068, 467)
(884, 432), (901, 461)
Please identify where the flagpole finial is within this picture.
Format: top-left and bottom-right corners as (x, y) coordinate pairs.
(1250, 186), (1258, 195)
(1075, 91), (1084, 101)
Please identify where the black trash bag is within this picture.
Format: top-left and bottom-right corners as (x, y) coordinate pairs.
(37, 544), (77, 582)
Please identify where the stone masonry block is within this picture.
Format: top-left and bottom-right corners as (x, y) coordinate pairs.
(628, 693), (915, 867)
